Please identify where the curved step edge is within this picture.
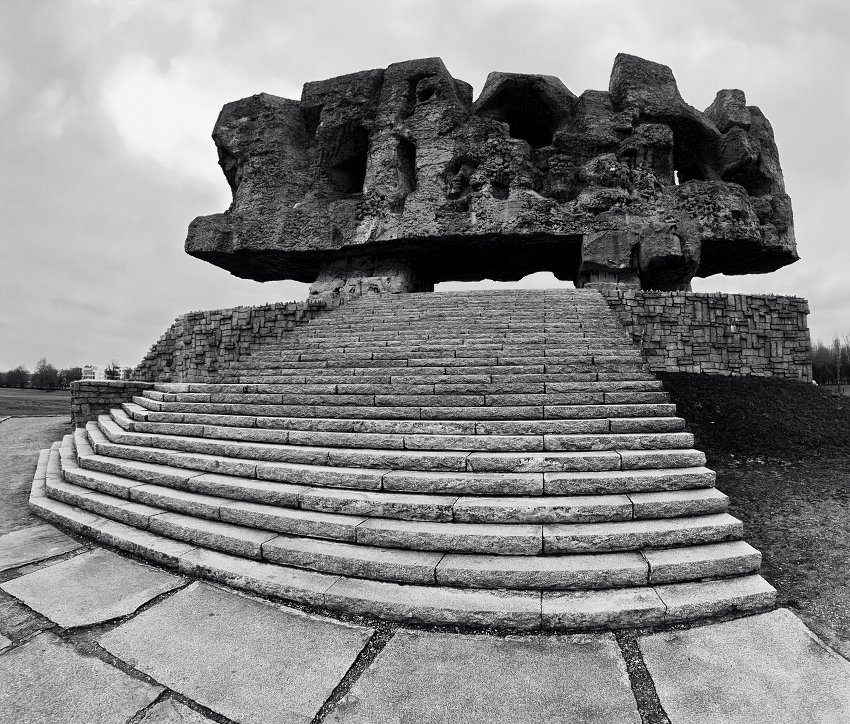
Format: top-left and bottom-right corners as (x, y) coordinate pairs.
(72, 431), (727, 524)
(97, 415), (707, 474)
(121, 403), (688, 437)
(52, 448), (759, 589)
(29, 473), (776, 630)
(116, 406), (695, 453)
(62, 442), (742, 557)
(86, 422), (716, 498)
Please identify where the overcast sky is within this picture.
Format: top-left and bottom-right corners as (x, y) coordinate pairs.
(1, 0), (848, 370)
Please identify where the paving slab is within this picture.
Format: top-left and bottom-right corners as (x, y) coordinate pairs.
(1, 548), (184, 627)
(640, 608), (850, 724)
(327, 629), (640, 724)
(135, 696), (216, 723)
(99, 581), (374, 724)
(0, 631), (162, 723)
(0, 523), (81, 572)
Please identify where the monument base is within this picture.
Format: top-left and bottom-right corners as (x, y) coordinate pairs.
(601, 290), (811, 381)
(308, 256), (434, 306)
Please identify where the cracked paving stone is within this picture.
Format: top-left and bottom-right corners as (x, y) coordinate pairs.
(0, 631), (162, 724)
(0, 524), (81, 572)
(0, 548), (185, 628)
(135, 695), (217, 723)
(98, 581), (374, 724)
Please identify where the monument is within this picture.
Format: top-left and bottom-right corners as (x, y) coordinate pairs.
(186, 54), (796, 303)
(36, 55), (811, 629)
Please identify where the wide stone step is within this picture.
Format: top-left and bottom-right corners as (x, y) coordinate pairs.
(252, 345), (641, 359)
(30, 487), (775, 629)
(45, 483), (751, 589)
(232, 367), (653, 383)
(150, 376), (662, 392)
(87, 425), (717, 498)
(97, 416), (705, 473)
(465, 449), (706, 473)
(116, 408), (692, 453)
(52, 456), (740, 556)
(66, 445), (728, 525)
(255, 338), (639, 362)
(137, 389), (669, 408)
(219, 371), (660, 385)
(307, 329), (618, 337)
(253, 349), (646, 361)
(234, 357), (649, 372)
(543, 513), (742, 553)
(149, 379), (664, 394)
(82, 442), (543, 496)
(131, 396), (678, 421)
(285, 335), (632, 347)
(436, 540), (761, 589)
(302, 322), (620, 332)
(145, 379), (664, 397)
(123, 404), (686, 436)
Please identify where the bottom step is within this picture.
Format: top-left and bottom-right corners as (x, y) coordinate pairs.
(30, 447), (776, 631)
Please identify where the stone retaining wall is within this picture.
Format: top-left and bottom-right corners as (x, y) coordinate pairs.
(71, 380), (152, 427)
(132, 300), (328, 383)
(601, 290), (812, 381)
(120, 289), (811, 401)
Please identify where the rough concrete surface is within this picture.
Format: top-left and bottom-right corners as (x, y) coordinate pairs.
(640, 608), (850, 724)
(0, 415), (70, 533)
(187, 55), (796, 300)
(327, 629), (641, 723)
(99, 581), (374, 724)
(0, 523), (80, 572)
(1, 548), (185, 627)
(135, 696), (216, 723)
(0, 631), (162, 724)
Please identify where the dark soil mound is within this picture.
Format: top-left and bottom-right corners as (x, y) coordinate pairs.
(658, 372), (850, 462)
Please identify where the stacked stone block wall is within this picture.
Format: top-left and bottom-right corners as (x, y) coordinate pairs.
(132, 300), (328, 383)
(601, 290), (812, 381)
(71, 381), (152, 427)
(73, 291), (811, 426)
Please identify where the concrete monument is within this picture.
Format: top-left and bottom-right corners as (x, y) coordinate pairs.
(186, 54), (796, 303)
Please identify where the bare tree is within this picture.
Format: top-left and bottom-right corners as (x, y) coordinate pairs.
(32, 358), (60, 390)
(104, 359), (121, 380)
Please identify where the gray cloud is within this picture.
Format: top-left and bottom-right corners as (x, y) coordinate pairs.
(1, 0), (847, 372)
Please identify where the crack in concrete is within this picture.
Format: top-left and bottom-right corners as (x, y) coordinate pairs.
(311, 623), (397, 724)
(0, 545), (91, 586)
(615, 629), (671, 724)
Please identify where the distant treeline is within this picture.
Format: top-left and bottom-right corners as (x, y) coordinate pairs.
(812, 338), (850, 386)
(1, 358), (123, 390)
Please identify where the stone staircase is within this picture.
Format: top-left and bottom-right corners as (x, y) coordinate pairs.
(30, 289), (775, 630)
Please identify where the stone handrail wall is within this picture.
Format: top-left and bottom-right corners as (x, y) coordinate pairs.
(71, 380), (152, 427)
(132, 300), (328, 383)
(601, 290), (812, 381)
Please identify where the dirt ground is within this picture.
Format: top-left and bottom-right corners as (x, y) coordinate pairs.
(661, 373), (850, 658)
(0, 389), (70, 417)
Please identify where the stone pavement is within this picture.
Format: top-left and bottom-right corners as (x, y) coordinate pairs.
(1, 417), (849, 723)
